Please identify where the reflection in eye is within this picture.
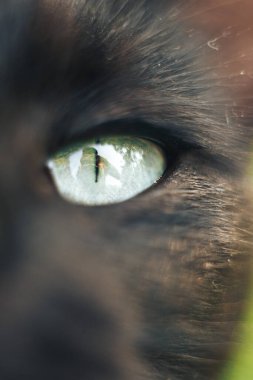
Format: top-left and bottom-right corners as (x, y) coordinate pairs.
(47, 137), (166, 206)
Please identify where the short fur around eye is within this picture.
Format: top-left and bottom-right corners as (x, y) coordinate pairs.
(0, 1), (252, 380)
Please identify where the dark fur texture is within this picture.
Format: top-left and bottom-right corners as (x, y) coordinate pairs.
(0, 1), (253, 379)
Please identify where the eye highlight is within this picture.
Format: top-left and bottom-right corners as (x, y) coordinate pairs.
(47, 137), (167, 206)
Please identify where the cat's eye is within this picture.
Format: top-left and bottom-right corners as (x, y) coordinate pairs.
(47, 136), (167, 206)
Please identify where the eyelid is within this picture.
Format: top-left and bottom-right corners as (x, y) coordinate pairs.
(48, 114), (205, 160)
(47, 118), (185, 159)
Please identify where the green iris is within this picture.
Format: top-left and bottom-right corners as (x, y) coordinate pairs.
(47, 137), (166, 206)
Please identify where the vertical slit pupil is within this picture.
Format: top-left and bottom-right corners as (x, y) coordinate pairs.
(95, 139), (101, 183)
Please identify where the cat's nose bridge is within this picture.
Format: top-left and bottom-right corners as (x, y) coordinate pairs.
(0, 197), (140, 380)
(0, 195), (128, 294)
(0, 195), (115, 266)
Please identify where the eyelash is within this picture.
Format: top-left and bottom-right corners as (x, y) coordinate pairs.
(47, 118), (184, 158)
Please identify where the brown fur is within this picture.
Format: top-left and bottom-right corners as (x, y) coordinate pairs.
(0, 1), (253, 379)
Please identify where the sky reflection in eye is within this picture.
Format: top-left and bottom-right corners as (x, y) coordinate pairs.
(47, 137), (166, 206)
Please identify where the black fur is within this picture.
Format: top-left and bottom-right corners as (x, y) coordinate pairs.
(0, 1), (252, 379)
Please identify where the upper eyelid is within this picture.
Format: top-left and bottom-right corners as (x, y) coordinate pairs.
(48, 117), (232, 176)
(47, 117), (199, 156)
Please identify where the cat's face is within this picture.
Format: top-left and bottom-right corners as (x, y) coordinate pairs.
(0, 1), (253, 380)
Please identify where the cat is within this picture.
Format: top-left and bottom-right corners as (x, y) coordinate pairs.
(0, 1), (252, 379)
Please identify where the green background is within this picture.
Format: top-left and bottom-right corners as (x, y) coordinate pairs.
(221, 276), (253, 379)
